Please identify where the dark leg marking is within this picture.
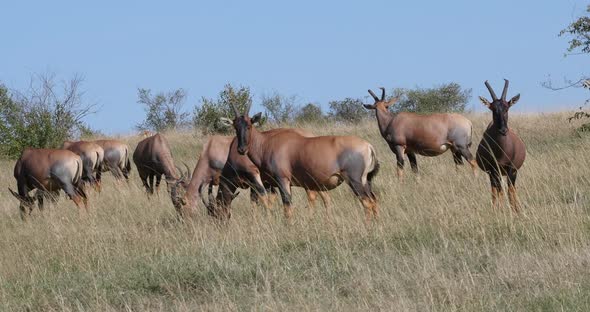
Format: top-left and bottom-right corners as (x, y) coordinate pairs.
(155, 174), (162, 193)
(452, 150), (463, 165)
(407, 152), (418, 173)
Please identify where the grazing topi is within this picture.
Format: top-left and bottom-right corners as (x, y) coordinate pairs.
(9, 148), (88, 219)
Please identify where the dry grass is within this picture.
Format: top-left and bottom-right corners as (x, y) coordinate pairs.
(0, 113), (589, 311)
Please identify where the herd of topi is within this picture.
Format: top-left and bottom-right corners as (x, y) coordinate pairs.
(8, 80), (526, 222)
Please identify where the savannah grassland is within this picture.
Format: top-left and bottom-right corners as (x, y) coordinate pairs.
(0, 113), (589, 311)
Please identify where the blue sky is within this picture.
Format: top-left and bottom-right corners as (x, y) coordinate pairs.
(1, 0), (588, 134)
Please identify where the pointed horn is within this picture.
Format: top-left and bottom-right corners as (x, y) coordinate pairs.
(484, 80), (498, 100)
(244, 101), (252, 117)
(8, 188), (29, 204)
(379, 87), (386, 101)
(368, 89), (379, 102)
(501, 79), (509, 101)
(175, 166), (184, 179)
(229, 102), (240, 118)
(8, 188), (21, 201)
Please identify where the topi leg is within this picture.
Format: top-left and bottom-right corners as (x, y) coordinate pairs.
(407, 152), (418, 174)
(276, 177), (293, 220)
(489, 173), (503, 209)
(390, 144), (406, 182)
(507, 168), (520, 213)
(305, 190), (318, 213)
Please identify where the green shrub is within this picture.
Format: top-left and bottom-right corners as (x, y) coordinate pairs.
(194, 84), (264, 134)
(393, 82), (471, 113)
(328, 98), (368, 123)
(136, 88), (190, 132)
(295, 103), (325, 123)
(261, 92), (298, 124)
(0, 74), (95, 159)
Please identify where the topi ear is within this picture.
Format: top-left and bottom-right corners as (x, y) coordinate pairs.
(251, 112), (263, 125)
(508, 94), (520, 107)
(384, 97), (398, 108)
(363, 104), (376, 110)
(479, 96), (491, 108)
(219, 117), (234, 127)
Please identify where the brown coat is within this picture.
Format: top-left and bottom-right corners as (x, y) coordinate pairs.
(227, 107), (379, 222)
(94, 139), (131, 180)
(215, 128), (330, 218)
(9, 148), (87, 219)
(62, 140), (104, 188)
(172, 128), (330, 218)
(364, 88), (475, 179)
(133, 133), (178, 194)
(476, 80), (526, 211)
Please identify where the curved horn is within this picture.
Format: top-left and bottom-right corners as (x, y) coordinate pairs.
(183, 163), (192, 180)
(501, 79), (509, 101)
(229, 102), (240, 118)
(244, 101), (252, 117)
(484, 80), (498, 101)
(175, 166), (184, 179)
(379, 87), (386, 101)
(8, 188), (22, 201)
(368, 89), (379, 102)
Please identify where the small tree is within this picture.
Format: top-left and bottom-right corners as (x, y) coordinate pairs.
(0, 73), (95, 158)
(193, 84), (259, 134)
(295, 103), (324, 123)
(567, 79), (590, 131)
(136, 88), (190, 132)
(557, 5), (590, 130)
(393, 83), (471, 113)
(560, 5), (590, 54)
(261, 92), (298, 124)
(328, 97), (368, 123)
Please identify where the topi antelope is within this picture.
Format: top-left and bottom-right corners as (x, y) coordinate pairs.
(133, 133), (182, 195)
(363, 87), (476, 180)
(62, 140), (104, 191)
(171, 130), (330, 219)
(476, 79), (526, 212)
(212, 124), (331, 219)
(94, 139), (132, 181)
(224, 102), (379, 222)
(170, 135), (234, 216)
(9, 148), (88, 219)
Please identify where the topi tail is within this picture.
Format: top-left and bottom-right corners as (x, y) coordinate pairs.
(124, 147), (131, 174)
(367, 146), (380, 200)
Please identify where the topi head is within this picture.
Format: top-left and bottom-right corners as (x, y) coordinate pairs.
(479, 79), (520, 136)
(363, 87), (398, 110)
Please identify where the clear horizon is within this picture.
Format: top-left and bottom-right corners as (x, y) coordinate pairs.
(1, 1), (588, 134)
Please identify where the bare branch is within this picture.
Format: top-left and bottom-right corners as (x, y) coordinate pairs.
(541, 76), (588, 91)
